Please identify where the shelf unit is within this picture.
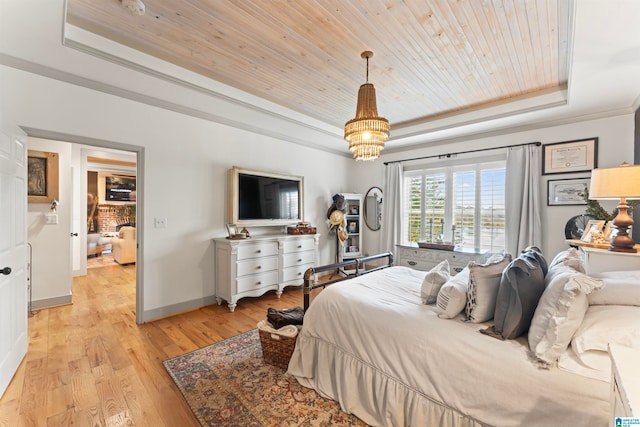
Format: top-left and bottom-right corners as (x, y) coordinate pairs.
(342, 193), (363, 260)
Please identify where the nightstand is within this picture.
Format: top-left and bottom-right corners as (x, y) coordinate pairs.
(609, 344), (640, 425)
(579, 246), (640, 274)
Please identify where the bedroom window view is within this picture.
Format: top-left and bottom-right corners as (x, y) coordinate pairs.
(403, 160), (506, 252)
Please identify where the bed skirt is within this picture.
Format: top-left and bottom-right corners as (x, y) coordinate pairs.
(288, 334), (485, 427)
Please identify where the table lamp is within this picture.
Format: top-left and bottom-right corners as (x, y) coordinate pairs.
(589, 162), (640, 253)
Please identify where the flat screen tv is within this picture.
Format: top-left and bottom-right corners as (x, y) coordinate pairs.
(105, 176), (136, 202)
(228, 167), (304, 227)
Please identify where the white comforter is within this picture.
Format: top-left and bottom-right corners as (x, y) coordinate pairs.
(287, 266), (609, 427)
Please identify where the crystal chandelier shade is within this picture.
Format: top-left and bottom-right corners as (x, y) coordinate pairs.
(344, 52), (390, 161)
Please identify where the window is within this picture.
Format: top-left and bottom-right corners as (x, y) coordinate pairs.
(402, 159), (506, 252)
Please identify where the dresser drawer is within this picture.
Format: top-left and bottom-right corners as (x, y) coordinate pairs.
(282, 251), (316, 268)
(281, 263), (314, 283)
(237, 270), (278, 294)
(398, 258), (438, 271)
(282, 238), (316, 253)
(237, 256), (278, 277)
(237, 242), (278, 260)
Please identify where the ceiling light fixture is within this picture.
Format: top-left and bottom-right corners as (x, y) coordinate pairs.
(122, 0), (146, 16)
(344, 51), (390, 161)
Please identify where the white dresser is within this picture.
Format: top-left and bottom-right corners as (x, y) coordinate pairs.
(214, 234), (319, 312)
(396, 245), (490, 274)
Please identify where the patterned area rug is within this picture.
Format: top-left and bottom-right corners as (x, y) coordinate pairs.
(163, 329), (367, 426)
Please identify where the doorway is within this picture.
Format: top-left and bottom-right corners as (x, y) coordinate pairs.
(23, 127), (145, 324)
(84, 153), (137, 271)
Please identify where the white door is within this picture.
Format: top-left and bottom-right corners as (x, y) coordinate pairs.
(0, 128), (28, 398)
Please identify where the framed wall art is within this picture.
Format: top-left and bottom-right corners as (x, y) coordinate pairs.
(27, 150), (59, 203)
(542, 137), (598, 175)
(547, 177), (590, 206)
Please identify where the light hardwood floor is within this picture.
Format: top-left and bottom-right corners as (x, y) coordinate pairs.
(0, 263), (308, 426)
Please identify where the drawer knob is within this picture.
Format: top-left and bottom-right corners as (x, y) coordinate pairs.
(298, 272), (302, 276)
(256, 249), (262, 253)
(298, 258), (302, 262)
(257, 281), (261, 285)
(408, 261), (417, 266)
(256, 265), (262, 269)
(297, 245), (302, 248)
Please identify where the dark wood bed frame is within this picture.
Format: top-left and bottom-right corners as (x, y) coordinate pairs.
(302, 252), (394, 310)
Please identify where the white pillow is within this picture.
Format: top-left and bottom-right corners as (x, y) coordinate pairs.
(571, 305), (640, 356)
(528, 271), (602, 366)
(436, 267), (470, 319)
(466, 252), (512, 323)
(421, 259), (450, 304)
(548, 248), (585, 274)
(586, 278), (640, 306)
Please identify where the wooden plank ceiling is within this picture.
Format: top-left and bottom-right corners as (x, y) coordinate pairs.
(66, 0), (569, 130)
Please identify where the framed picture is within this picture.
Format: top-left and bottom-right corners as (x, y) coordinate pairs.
(581, 220), (605, 242)
(547, 178), (590, 206)
(347, 220), (359, 233)
(27, 150), (59, 203)
(226, 223), (238, 238)
(542, 137), (598, 175)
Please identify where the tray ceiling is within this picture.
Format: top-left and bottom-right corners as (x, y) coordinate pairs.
(66, 0), (570, 135)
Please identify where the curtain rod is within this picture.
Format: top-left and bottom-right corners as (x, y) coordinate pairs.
(383, 141), (542, 165)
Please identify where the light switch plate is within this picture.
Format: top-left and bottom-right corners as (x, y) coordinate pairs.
(154, 217), (167, 228)
(44, 213), (58, 225)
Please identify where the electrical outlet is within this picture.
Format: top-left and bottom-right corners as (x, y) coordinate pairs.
(154, 217), (167, 228)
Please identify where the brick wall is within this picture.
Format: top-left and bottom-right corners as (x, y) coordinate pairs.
(93, 204), (136, 233)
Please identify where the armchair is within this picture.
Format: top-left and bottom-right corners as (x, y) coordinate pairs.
(111, 226), (136, 264)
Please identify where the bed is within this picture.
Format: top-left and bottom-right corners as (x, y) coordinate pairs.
(287, 254), (614, 427)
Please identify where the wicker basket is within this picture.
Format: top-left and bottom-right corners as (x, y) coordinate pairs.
(258, 327), (297, 369)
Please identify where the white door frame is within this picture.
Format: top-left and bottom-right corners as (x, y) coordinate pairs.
(21, 127), (145, 324)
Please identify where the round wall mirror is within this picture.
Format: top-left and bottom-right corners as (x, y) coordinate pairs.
(364, 186), (383, 231)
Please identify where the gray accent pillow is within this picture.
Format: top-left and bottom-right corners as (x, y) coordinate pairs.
(488, 248), (547, 340)
(465, 252), (512, 323)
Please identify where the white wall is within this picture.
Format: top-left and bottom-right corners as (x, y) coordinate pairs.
(350, 114), (635, 259)
(1, 64), (350, 320)
(26, 138), (72, 307)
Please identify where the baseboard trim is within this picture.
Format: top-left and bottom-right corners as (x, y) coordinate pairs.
(142, 295), (218, 323)
(31, 295), (72, 310)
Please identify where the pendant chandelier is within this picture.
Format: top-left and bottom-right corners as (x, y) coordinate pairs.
(344, 51), (390, 161)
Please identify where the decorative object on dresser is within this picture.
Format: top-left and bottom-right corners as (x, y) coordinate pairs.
(214, 234), (319, 312)
(396, 244), (491, 275)
(589, 162), (640, 253)
(287, 222), (317, 235)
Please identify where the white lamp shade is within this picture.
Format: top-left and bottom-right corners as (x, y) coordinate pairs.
(589, 164), (640, 200)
